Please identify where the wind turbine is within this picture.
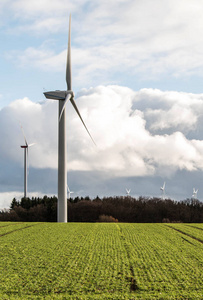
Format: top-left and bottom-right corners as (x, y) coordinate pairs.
(44, 15), (95, 223)
(20, 124), (35, 198)
(67, 185), (74, 199)
(192, 188), (198, 199)
(160, 182), (165, 199)
(126, 188), (131, 196)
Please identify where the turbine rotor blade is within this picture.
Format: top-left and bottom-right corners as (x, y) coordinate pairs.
(59, 93), (72, 122)
(66, 14), (72, 90)
(19, 122), (28, 146)
(70, 97), (96, 146)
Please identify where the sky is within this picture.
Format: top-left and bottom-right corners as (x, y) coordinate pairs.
(1, 0), (203, 209)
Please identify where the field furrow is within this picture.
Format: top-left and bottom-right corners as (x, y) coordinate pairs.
(186, 224), (203, 230)
(165, 223), (203, 243)
(0, 222), (23, 227)
(0, 222), (39, 236)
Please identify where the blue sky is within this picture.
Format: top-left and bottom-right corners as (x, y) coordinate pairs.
(1, 0), (203, 209)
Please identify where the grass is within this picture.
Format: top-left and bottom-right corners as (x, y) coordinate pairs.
(0, 222), (203, 299)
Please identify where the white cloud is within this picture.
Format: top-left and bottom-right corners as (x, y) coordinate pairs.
(0, 97), (58, 169)
(146, 106), (197, 131)
(0, 191), (22, 210)
(146, 132), (201, 172)
(1, 85), (203, 207)
(134, 89), (203, 132)
(1, 86), (203, 180)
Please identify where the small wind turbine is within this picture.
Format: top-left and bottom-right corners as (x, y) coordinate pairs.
(20, 124), (35, 198)
(67, 185), (74, 199)
(160, 182), (165, 199)
(44, 15), (95, 222)
(126, 188), (131, 196)
(192, 188), (198, 199)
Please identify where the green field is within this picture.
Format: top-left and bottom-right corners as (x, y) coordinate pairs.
(0, 223), (203, 299)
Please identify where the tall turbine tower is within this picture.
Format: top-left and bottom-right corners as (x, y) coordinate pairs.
(44, 15), (95, 223)
(20, 125), (35, 198)
(160, 182), (166, 199)
(126, 188), (131, 197)
(67, 184), (74, 199)
(192, 188), (198, 199)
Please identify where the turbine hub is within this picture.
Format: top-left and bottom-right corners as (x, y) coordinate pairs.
(66, 90), (74, 98)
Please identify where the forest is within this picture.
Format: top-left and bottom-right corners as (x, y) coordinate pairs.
(0, 196), (202, 223)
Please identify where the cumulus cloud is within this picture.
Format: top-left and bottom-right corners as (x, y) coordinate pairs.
(0, 191), (22, 210)
(1, 86), (203, 180)
(146, 106), (197, 131)
(0, 97), (58, 169)
(132, 89), (203, 133)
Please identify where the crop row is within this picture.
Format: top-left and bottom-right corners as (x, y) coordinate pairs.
(165, 223), (203, 243)
(120, 224), (203, 293)
(187, 223), (203, 229)
(0, 223), (202, 299)
(0, 222), (39, 236)
(0, 223), (133, 297)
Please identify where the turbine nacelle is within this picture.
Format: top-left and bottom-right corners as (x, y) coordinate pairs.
(44, 90), (66, 100)
(160, 182), (165, 191)
(126, 189), (131, 196)
(160, 182), (166, 199)
(43, 90), (74, 101)
(20, 143), (35, 149)
(192, 188), (198, 198)
(67, 184), (74, 199)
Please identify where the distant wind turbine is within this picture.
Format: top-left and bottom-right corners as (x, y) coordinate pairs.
(126, 188), (131, 196)
(67, 185), (74, 199)
(44, 15), (95, 223)
(20, 124), (35, 198)
(192, 188), (198, 199)
(160, 182), (166, 199)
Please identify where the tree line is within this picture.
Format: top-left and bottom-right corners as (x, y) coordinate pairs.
(0, 196), (202, 223)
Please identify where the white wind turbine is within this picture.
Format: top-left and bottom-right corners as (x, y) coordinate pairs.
(126, 188), (131, 196)
(160, 182), (166, 199)
(192, 188), (198, 199)
(67, 184), (74, 199)
(44, 15), (95, 223)
(20, 124), (35, 198)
